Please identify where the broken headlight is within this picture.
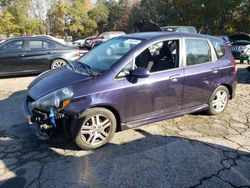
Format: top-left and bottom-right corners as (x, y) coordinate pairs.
(32, 87), (74, 111)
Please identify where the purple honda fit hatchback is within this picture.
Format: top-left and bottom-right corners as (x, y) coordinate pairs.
(23, 32), (237, 150)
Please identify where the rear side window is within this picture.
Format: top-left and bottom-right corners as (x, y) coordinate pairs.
(29, 40), (48, 50)
(185, 39), (212, 66)
(47, 41), (56, 49)
(210, 38), (225, 58)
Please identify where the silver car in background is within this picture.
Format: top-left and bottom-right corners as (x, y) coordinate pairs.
(229, 40), (250, 61)
(160, 26), (197, 34)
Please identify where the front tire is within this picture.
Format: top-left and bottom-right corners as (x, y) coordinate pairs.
(72, 108), (117, 150)
(207, 86), (229, 115)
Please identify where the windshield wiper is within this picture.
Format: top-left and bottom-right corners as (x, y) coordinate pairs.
(74, 62), (100, 77)
(67, 62), (75, 70)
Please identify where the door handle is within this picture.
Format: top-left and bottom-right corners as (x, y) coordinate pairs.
(211, 67), (219, 74)
(169, 75), (180, 82)
(47, 52), (52, 54)
(18, 54), (25, 57)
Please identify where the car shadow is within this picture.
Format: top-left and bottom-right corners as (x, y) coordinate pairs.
(0, 73), (39, 79)
(237, 66), (250, 84)
(0, 90), (250, 187)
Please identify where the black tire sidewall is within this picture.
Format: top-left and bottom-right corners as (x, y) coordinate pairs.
(72, 108), (117, 150)
(208, 86), (229, 115)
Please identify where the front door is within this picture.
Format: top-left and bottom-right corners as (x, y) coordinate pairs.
(0, 39), (26, 75)
(125, 68), (184, 123)
(24, 39), (53, 72)
(119, 39), (184, 124)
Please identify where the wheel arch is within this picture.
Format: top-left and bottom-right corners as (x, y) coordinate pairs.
(89, 105), (122, 132)
(221, 84), (233, 99)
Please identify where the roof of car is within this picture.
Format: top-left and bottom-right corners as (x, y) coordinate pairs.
(160, 26), (196, 29)
(123, 32), (220, 41)
(4, 35), (65, 41)
(102, 31), (125, 34)
(3, 36), (52, 42)
(233, 40), (250, 44)
(2, 36), (69, 46)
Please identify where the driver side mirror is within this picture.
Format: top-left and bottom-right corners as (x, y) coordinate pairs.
(130, 67), (150, 78)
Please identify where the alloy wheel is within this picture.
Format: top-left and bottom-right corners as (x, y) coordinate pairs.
(80, 114), (111, 146)
(212, 90), (228, 113)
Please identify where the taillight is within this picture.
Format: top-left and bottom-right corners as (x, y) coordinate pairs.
(75, 50), (80, 56)
(232, 57), (237, 76)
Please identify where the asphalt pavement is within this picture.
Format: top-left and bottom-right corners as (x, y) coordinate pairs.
(0, 64), (250, 188)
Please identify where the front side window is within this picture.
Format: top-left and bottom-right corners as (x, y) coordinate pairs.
(135, 39), (179, 73)
(1, 40), (25, 52)
(116, 39), (180, 78)
(116, 59), (134, 78)
(185, 39), (212, 66)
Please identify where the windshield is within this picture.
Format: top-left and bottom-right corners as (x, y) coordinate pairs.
(77, 37), (142, 73)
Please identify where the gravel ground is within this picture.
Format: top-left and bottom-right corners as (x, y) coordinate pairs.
(0, 64), (250, 188)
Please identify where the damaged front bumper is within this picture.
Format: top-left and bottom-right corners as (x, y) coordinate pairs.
(22, 96), (66, 140)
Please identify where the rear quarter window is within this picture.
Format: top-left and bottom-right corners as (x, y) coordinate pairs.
(210, 38), (225, 58)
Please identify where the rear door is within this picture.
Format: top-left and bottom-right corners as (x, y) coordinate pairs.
(183, 38), (219, 109)
(0, 39), (26, 75)
(24, 39), (54, 72)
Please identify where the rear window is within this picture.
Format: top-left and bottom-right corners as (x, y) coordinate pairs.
(210, 38), (225, 58)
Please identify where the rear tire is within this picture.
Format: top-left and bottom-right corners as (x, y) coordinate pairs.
(207, 86), (229, 115)
(72, 108), (117, 150)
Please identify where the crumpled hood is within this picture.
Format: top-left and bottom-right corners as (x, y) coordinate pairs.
(28, 66), (91, 100)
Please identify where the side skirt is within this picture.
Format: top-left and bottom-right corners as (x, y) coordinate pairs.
(121, 104), (208, 130)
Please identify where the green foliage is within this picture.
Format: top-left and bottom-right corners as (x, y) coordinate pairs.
(129, 0), (248, 34)
(97, 0), (130, 32)
(68, 0), (97, 38)
(46, 0), (97, 39)
(47, 1), (70, 36)
(0, 0), (46, 36)
(0, 0), (248, 38)
(25, 19), (46, 35)
(88, 4), (109, 33)
(0, 10), (18, 36)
